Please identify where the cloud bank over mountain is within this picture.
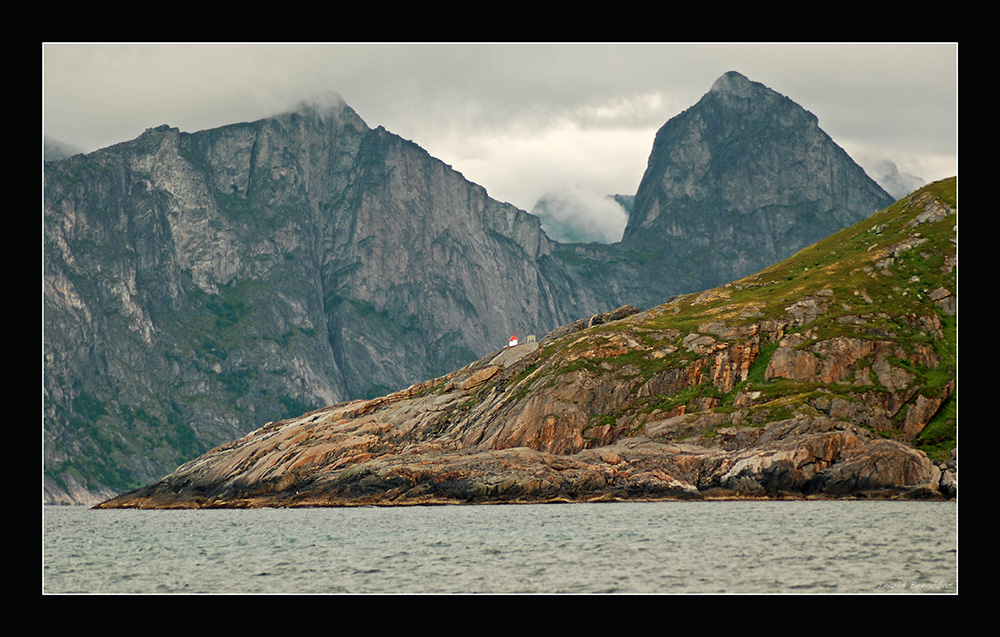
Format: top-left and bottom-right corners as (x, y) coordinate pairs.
(43, 43), (956, 214)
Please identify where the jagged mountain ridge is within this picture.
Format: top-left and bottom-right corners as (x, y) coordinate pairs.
(96, 178), (957, 509)
(44, 74), (895, 504)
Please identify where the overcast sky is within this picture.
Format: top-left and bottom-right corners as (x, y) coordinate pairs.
(42, 43), (957, 239)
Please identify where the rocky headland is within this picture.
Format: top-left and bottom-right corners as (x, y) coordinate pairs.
(97, 179), (957, 508)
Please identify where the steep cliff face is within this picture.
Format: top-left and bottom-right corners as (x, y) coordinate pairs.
(96, 179), (957, 509)
(46, 73), (901, 504)
(316, 125), (593, 397)
(43, 95), (596, 504)
(621, 71), (895, 301)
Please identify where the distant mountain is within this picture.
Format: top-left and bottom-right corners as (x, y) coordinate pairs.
(44, 74), (898, 504)
(622, 71), (895, 295)
(97, 178), (957, 509)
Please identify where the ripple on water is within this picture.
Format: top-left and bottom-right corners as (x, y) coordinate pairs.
(43, 501), (957, 594)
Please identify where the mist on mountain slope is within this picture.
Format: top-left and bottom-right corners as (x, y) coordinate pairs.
(530, 189), (630, 244)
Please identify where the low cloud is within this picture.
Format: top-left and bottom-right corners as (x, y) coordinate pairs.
(863, 158), (927, 200)
(531, 189), (630, 244)
(422, 119), (652, 215)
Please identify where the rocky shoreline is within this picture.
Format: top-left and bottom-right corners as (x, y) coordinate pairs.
(95, 415), (956, 510)
(96, 333), (956, 509)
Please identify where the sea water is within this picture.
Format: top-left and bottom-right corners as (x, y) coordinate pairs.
(42, 500), (957, 594)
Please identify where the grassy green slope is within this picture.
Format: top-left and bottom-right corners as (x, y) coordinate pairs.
(522, 178), (957, 460)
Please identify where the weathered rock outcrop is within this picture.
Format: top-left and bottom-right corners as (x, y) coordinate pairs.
(97, 180), (957, 508)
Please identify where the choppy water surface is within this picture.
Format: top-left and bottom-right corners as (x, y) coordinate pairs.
(43, 500), (957, 594)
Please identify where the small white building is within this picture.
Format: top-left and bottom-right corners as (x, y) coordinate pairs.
(508, 333), (519, 347)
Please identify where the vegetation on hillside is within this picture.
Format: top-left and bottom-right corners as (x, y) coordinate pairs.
(502, 178), (957, 460)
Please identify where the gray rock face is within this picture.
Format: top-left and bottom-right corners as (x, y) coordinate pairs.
(622, 71), (895, 297)
(43, 95), (601, 503)
(44, 75), (898, 504)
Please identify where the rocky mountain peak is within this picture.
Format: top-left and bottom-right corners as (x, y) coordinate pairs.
(622, 71), (894, 293)
(701, 70), (816, 129)
(285, 91), (368, 131)
(708, 70), (761, 98)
